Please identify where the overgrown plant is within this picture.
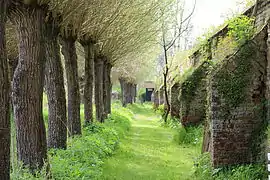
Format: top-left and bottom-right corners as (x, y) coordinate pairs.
(11, 105), (132, 180)
(193, 153), (267, 180)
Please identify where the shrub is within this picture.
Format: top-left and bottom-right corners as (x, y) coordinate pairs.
(174, 125), (203, 146)
(11, 105), (132, 180)
(193, 153), (268, 180)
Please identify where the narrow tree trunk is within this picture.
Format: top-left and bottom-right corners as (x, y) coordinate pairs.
(81, 41), (94, 125)
(103, 60), (112, 117)
(163, 46), (170, 123)
(60, 37), (81, 136)
(107, 64), (112, 114)
(132, 84), (137, 103)
(119, 78), (125, 106)
(45, 19), (67, 149)
(11, 5), (47, 171)
(94, 55), (104, 122)
(0, 1), (10, 179)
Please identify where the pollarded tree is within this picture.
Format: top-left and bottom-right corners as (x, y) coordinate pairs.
(98, 0), (161, 109)
(0, 1), (11, 179)
(48, 0), (92, 135)
(44, 13), (67, 149)
(77, 0), (133, 122)
(9, 0), (49, 171)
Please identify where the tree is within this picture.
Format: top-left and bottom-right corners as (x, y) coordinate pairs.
(44, 14), (67, 149)
(158, 0), (196, 123)
(0, 1), (10, 179)
(50, 0), (89, 135)
(60, 33), (81, 136)
(10, 1), (48, 171)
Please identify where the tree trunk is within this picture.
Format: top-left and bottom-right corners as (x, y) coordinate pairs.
(8, 58), (18, 82)
(132, 84), (137, 103)
(45, 19), (67, 149)
(163, 46), (170, 123)
(94, 55), (104, 122)
(60, 37), (81, 136)
(0, 1), (10, 179)
(81, 41), (94, 125)
(119, 78), (125, 106)
(11, 5), (47, 171)
(103, 60), (112, 117)
(119, 78), (133, 107)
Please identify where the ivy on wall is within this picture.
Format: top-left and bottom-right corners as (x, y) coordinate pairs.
(213, 15), (256, 108)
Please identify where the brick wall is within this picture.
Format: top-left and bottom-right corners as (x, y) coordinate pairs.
(208, 26), (268, 167)
(170, 83), (181, 118)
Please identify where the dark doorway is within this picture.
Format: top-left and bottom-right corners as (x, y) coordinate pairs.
(145, 88), (154, 101)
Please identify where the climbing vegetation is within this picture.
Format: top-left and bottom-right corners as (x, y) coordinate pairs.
(215, 44), (256, 108)
(180, 60), (212, 104)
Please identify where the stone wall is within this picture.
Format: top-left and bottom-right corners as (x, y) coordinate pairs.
(178, 61), (210, 127)
(208, 25), (268, 167)
(170, 83), (181, 118)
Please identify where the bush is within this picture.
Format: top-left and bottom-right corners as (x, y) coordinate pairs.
(156, 104), (165, 116)
(11, 105), (132, 180)
(193, 153), (268, 180)
(174, 125), (203, 146)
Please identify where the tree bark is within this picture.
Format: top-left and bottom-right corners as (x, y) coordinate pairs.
(163, 46), (170, 123)
(119, 78), (133, 107)
(132, 84), (137, 103)
(0, 1), (10, 179)
(94, 55), (104, 122)
(81, 41), (94, 125)
(11, 5), (47, 171)
(103, 60), (112, 117)
(60, 37), (81, 136)
(45, 18), (67, 149)
(8, 58), (18, 82)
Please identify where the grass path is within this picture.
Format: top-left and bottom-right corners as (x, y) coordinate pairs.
(100, 104), (201, 180)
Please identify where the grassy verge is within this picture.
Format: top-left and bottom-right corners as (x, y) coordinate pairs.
(11, 102), (132, 180)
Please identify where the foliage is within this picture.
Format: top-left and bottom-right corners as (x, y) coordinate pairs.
(193, 153), (268, 180)
(174, 125), (203, 146)
(227, 15), (255, 46)
(11, 104), (132, 180)
(155, 104), (165, 116)
(180, 60), (212, 104)
(193, 153), (213, 179)
(137, 88), (146, 103)
(215, 43), (256, 108)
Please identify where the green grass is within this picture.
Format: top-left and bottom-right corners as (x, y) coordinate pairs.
(10, 101), (132, 180)
(100, 104), (201, 180)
